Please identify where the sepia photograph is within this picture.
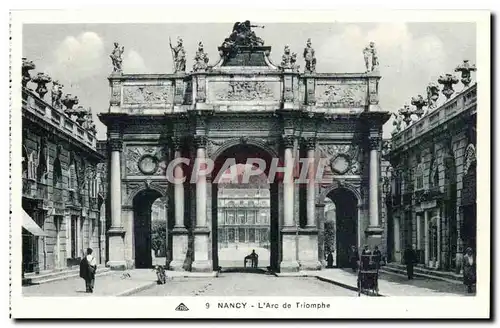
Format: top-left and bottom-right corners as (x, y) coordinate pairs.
(9, 8), (491, 319)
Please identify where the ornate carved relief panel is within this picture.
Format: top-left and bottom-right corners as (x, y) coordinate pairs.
(125, 145), (168, 176)
(318, 143), (363, 176)
(207, 80), (281, 103)
(315, 80), (367, 108)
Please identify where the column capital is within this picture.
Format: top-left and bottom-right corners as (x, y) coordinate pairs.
(172, 136), (184, 152)
(109, 139), (123, 152)
(368, 136), (382, 150)
(193, 135), (207, 149)
(303, 137), (317, 151)
(282, 135), (295, 148)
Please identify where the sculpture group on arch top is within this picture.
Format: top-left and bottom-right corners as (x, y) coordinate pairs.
(391, 59), (477, 137)
(21, 57), (97, 135)
(108, 21), (379, 75)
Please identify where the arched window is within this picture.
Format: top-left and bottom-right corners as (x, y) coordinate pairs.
(415, 164), (424, 190)
(22, 146), (28, 179)
(68, 152), (78, 191)
(53, 158), (62, 187)
(27, 152), (36, 180)
(37, 138), (48, 182)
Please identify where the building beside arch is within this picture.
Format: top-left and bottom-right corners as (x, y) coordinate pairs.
(98, 25), (391, 272)
(21, 59), (106, 278)
(385, 79), (477, 273)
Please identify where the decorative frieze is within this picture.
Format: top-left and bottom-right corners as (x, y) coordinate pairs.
(315, 81), (366, 108)
(122, 85), (173, 104)
(211, 80), (279, 102)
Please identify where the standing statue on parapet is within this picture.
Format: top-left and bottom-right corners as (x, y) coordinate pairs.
(170, 37), (186, 73)
(281, 45), (293, 69)
(303, 38), (316, 73)
(391, 112), (404, 136)
(110, 42), (125, 73)
(426, 82), (440, 110)
(363, 42), (379, 72)
(193, 42), (209, 72)
(51, 80), (64, 109)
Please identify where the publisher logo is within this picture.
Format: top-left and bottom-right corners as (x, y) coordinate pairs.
(175, 303), (189, 311)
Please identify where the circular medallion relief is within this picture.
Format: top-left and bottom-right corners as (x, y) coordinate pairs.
(138, 155), (158, 175)
(330, 154), (351, 175)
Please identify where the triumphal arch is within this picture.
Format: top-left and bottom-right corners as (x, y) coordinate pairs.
(99, 23), (390, 272)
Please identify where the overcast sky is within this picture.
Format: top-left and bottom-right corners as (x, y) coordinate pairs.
(22, 22), (476, 140)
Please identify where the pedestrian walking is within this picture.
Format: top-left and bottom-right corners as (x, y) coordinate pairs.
(463, 247), (476, 294)
(404, 244), (417, 280)
(79, 248), (97, 293)
(372, 246), (382, 269)
(326, 251), (334, 268)
(349, 245), (358, 272)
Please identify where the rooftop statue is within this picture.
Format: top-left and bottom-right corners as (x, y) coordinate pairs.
(193, 41), (209, 72)
(363, 42), (379, 72)
(303, 38), (317, 73)
(170, 37), (186, 73)
(220, 20), (265, 55)
(110, 42), (125, 73)
(51, 80), (64, 109)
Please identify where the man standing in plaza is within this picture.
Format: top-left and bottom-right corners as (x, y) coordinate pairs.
(404, 244), (417, 280)
(80, 248), (97, 293)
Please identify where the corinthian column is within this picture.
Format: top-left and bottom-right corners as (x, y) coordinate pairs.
(283, 135), (295, 227)
(365, 135), (383, 248)
(170, 137), (188, 271)
(107, 138), (126, 270)
(280, 135), (300, 272)
(191, 135), (212, 272)
(305, 138), (316, 228)
(173, 137), (185, 229)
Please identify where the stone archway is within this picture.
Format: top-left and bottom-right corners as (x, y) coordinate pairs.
(132, 189), (164, 268)
(324, 187), (359, 268)
(211, 143), (280, 272)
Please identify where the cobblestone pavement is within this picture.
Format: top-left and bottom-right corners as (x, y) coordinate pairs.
(134, 272), (357, 296)
(22, 270), (156, 296)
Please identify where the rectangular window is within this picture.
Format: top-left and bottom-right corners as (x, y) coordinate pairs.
(228, 228), (235, 242)
(218, 228), (224, 243)
(248, 228), (255, 243)
(238, 212), (245, 225)
(260, 228), (269, 243)
(238, 228), (245, 242)
(416, 176), (424, 190)
(247, 212), (256, 225)
(227, 211), (235, 225)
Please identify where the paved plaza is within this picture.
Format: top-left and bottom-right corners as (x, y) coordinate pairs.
(22, 268), (471, 297)
(134, 272), (356, 297)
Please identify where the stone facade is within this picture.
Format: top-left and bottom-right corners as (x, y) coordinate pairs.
(99, 29), (390, 272)
(21, 63), (105, 275)
(386, 82), (477, 273)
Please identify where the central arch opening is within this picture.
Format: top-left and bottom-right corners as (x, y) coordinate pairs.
(211, 144), (280, 272)
(132, 189), (167, 268)
(325, 187), (358, 268)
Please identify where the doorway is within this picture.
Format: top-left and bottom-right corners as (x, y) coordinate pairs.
(325, 188), (358, 268)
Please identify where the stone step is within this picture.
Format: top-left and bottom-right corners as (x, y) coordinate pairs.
(23, 265), (110, 285)
(382, 263), (462, 284)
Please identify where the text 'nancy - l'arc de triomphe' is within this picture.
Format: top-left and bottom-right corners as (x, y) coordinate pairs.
(98, 23), (390, 272)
